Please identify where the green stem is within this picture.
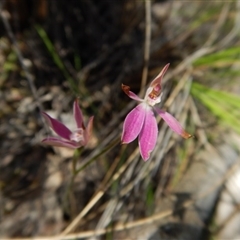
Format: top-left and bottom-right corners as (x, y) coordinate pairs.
(63, 147), (82, 216)
(72, 148), (83, 174)
(75, 137), (120, 175)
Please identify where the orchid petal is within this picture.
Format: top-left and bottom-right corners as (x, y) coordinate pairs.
(42, 112), (72, 140)
(150, 63), (170, 88)
(42, 137), (79, 149)
(155, 107), (192, 139)
(122, 84), (143, 102)
(73, 99), (84, 128)
(139, 108), (158, 161)
(121, 103), (146, 144)
(84, 116), (94, 145)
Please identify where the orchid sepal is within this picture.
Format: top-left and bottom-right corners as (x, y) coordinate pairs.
(138, 105), (158, 161)
(154, 107), (192, 139)
(73, 99), (84, 129)
(42, 137), (80, 149)
(122, 103), (146, 144)
(122, 84), (144, 102)
(42, 112), (72, 140)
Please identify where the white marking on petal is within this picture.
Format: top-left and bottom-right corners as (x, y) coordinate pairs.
(70, 128), (85, 143)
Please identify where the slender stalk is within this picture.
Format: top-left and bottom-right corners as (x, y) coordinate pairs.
(63, 148), (83, 217)
(75, 137), (120, 175)
(140, 0), (152, 97)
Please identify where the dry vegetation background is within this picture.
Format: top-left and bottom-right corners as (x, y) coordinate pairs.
(1, 0), (240, 239)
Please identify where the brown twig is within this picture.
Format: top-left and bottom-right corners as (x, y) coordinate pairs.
(0, 10), (43, 114)
(140, 0), (152, 97)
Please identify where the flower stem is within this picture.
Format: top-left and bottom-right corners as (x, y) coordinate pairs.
(75, 137), (120, 175)
(63, 147), (83, 217)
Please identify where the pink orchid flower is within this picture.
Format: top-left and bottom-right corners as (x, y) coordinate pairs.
(42, 99), (94, 149)
(121, 63), (192, 161)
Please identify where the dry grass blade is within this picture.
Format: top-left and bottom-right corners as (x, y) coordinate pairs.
(7, 158), (240, 240)
(203, 2), (230, 47)
(0, 10), (44, 116)
(218, 0), (240, 48)
(60, 148), (139, 235)
(140, 0), (152, 96)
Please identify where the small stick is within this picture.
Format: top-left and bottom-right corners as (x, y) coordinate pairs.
(140, 0), (152, 97)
